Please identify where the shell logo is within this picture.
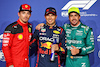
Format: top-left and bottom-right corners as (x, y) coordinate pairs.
(53, 30), (60, 34)
(18, 34), (23, 39)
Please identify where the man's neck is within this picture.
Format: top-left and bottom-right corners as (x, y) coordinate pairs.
(19, 19), (27, 24)
(46, 22), (55, 27)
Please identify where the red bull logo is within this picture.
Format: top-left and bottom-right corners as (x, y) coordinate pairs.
(41, 42), (52, 49)
(60, 47), (65, 52)
(39, 48), (51, 55)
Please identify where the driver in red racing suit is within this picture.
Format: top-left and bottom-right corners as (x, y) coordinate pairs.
(2, 4), (32, 67)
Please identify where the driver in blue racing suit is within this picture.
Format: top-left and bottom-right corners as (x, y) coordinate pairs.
(30, 7), (66, 67)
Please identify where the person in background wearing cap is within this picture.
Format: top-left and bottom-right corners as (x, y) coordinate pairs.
(30, 7), (66, 67)
(35, 7), (94, 67)
(2, 4), (32, 67)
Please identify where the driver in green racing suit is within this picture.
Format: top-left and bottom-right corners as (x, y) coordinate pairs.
(63, 7), (94, 67)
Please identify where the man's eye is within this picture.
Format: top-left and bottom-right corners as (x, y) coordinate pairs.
(27, 13), (30, 15)
(22, 12), (25, 14)
(70, 15), (73, 17)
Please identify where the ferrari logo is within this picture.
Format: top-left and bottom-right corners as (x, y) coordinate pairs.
(25, 5), (28, 8)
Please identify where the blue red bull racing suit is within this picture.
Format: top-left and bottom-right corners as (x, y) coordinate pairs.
(30, 24), (66, 67)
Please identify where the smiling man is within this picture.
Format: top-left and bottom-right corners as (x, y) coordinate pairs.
(2, 4), (32, 67)
(63, 7), (94, 67)
(30, 7), (66, 67)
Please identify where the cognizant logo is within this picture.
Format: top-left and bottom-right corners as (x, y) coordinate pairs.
(61, 0), (97, 17)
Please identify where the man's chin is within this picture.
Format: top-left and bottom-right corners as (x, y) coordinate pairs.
(23, 21), (28, 24)
(71, 23), (77, 26)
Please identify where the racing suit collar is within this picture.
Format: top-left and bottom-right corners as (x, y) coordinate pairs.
(45, 24), (57, 29)
(17, 19), (28, 26)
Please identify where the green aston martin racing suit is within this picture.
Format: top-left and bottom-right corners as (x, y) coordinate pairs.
(63, 22), (94, 67)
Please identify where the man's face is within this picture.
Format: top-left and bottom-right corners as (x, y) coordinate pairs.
(18, 11), (31, 23)
(69, 12), (80, 26)
(45, 14), (57, 26)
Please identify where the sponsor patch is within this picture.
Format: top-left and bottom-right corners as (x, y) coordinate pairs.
(41, 29), (46, 32)
(18, 34), (23, 39)
(53, 30), (60, 34)
(28, 28), (31, 33)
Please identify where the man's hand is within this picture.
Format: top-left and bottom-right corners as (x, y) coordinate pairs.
(9, 65), (14, 67)
(52, 44), (59, 52)
(35, 23), (44, 30)
(71, 45), (79, 55)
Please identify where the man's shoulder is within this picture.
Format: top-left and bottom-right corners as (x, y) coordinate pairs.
(62, 23), (70, 29)
(55, 26), (65, 34)
(28, 22), (32, 28)
(4, 21), (18, 33)
(54, 25), (64, 30)
(63, 23), (70, 26)
(57, 26), (64, 30)
(5, 22), (18, 30)
(81, 23), (93, 33)
(81, 23), (92, 29)
(28, 22), (32, 26)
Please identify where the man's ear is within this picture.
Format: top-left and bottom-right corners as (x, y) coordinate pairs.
(56, 15), (57, 19)
(44, 15), (46, 19)
(18, 12), (20, 17)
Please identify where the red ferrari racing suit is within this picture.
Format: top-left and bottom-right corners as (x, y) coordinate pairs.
(2, 19), (32, 67)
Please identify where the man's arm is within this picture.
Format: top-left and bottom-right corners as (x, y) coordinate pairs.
(50, 27), (66, 54)
(79, 28), (94, 55)
(71, 28), (94, 55)
(59, 27), (66, 53)
(35, 23), (44, 30)
(53, 27), (66, 55)
(71, 45), (80, 55)
(2, 26), (14, 66)
(30, 29), (39, 46)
